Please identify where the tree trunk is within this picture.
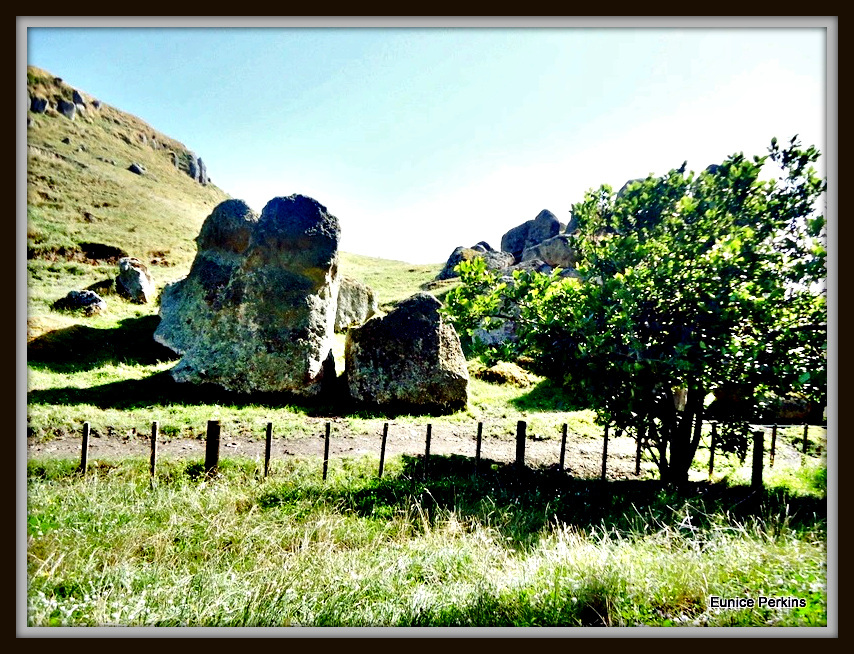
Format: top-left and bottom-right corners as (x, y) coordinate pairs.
(665, 385), (705, 488)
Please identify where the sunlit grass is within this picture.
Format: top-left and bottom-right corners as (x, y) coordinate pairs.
(26, 454), (827, 627)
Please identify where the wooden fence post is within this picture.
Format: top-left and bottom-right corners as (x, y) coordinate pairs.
(802, 424), (809, 455)
(559, 424), (568, 472)
(751, 430), (764, 490)
(515, 420), (526, 469)
(322, 422), (331, 481)
(79, 422), (90, 475)
(601, 424), (609, 482)
(424, 424), (432, 478)
(205, 420), (221, 476)
(635, 423), (643, 476)
(708, 423), (717, 479)
(474, 422), (483, 476)
(264, 422), (273, 478)
(378, 423), (388, 478)
(150, 421), (158, 478)
(769, 424), (777, 468)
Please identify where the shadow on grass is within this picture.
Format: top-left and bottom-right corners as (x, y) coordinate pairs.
(510, 378), (591, 413)
(27, 315), (179, 373)
(28, 367), (468, 418)
(257, 453), (827, 551)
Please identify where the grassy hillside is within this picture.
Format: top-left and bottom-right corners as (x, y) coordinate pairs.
(25, 65), (445, 340)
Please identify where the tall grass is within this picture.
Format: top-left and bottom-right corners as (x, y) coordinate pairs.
(26, 454), (827, 628)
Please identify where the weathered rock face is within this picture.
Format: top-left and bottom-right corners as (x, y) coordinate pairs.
(345, 293), (468, 413)
(436, 245), (515, 280)
(500, 209), (562, 261)
(116, 257), (155, 304)
(521, 234), (578, 269)
(187, 154), (209, 185)
(525, 209), (561, 249)
(154, 195), (341, 396)
(52, 290), (106, 316)
(335, 276), (378, 332)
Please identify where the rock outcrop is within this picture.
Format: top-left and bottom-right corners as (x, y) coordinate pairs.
(335, 276), (379, 332)
(116, 257), (155, 304)
(52, 289), (106, 316)
(344, 293), (468, 413)
(436, 245), (514, 280)
(500, 209), (562, 262)
(520, 234), (578, 269)
(154, 195), (341, 396)
(188, 154), (208, 185)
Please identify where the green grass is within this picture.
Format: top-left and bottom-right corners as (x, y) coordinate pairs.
(26, 454), (827, 627)
(338, 252), (443, 311)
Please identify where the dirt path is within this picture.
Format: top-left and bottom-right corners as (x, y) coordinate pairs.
(27, 420), (659, 481)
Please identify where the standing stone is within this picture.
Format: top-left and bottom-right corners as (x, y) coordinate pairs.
(154, 195), (341, 396)
(188, 155), (199, 181)
(335, 276), (378, 332)
(116, 257), (155, 304)
(197, 157), (208, 185)
(344, 293), (468, 413)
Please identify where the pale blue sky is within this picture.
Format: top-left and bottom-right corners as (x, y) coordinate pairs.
(24, 20), (829, 264)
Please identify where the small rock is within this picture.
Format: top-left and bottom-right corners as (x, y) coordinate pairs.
(52, 290), (107, 316)
(128, 162), (146, 175)
(116, 257), (155, 304)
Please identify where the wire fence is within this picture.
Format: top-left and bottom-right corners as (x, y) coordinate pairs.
(72, 417), (825, 488)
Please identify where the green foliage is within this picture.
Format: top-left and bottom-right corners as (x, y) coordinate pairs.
(444, 138), (827, 485)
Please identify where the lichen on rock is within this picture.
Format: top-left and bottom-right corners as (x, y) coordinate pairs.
(154, 195), (341, 396)
(344, 292), (469, 413)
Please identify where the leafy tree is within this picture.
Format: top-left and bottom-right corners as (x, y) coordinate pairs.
(444, 137), (827, 485)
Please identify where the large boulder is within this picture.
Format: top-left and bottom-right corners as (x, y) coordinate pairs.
(521, 234), (578, 269)
(52, 290), (106, 316)
(154, 195), (341, 396)
(335, 276), (378, 332)
(439, 244), (516, 280)
(56, 99), (76, 120)
(436, 245), (514, 280)
(30, 96), (48, 113)
(116, 257), (155, 304)
(344, 293), (468, 413)
(525, 209), (561, 249)
(500, 209), (562, 261)
(500, 223), (530, 261)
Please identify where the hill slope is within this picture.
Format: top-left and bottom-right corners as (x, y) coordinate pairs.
(25, 65), (443, 338)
